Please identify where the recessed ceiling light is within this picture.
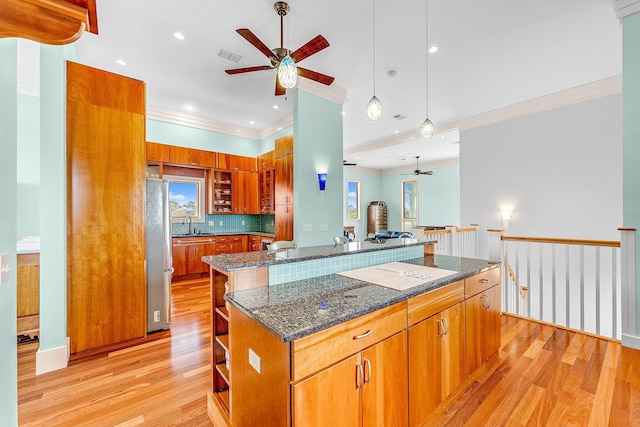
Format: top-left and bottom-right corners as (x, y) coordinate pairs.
(115, 59), (126, 66)
(277, 127), (283, 131)
(428, 45), (439, 54)
(394, 130), (399, 134)
(249, 120), (255, 125)
(173, 32), (185, 40)
(237, 129), (243, 133)
(272, 105), (279, 109)
(184, 105), (195, 112)
(342, 111), (346, 116)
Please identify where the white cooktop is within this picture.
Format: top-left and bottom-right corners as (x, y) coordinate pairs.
(337, 262), (457, 291)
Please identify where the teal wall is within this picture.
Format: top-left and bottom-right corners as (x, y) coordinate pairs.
(293, 90), (344, 247)
(17, 94), (40, 240)
(380, 164), (461, 231)
(147, 119), (261, 157)
(39, 45), (71, 354)
(623, 12), (640, 334)
(0, 38), (19, 427)
(343, 169), (382, 240)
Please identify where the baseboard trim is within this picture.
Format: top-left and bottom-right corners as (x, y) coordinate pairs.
(36, 337), (70, 375)
(622, 333), (640, 350)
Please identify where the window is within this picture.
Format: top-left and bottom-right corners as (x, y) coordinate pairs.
(346, 180), (360, 221)
(166, 175), (206, 223)
(402, 180), (418, 232)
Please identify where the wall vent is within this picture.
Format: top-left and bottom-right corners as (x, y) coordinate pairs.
(218, 49), (242, 63)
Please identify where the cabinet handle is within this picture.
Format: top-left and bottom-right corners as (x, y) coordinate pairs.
(353, 330), (372, 340)
(363, 358), (372, 384)
(442, 318), (449, 336)
(356, 364), (364, 389)
(479, 279), (489, 284)
(485, 295), (491, 309)
(437, 319), (443, 339)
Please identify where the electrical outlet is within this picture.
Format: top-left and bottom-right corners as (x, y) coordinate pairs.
(249, 348), (261, 374)
(0, 253), (10, 285)
(154, 310), (160, 322)
(208, 221), (214, 226)
(303, 224), (312, 232)
(319, 224), (328, 232)
(219, 221), (223, 226)
(242, 220), (245, 226)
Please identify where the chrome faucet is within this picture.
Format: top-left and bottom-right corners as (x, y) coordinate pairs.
(183, 216), (193, 235)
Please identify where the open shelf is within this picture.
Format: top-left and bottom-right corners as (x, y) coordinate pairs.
(216, 361), (230, 384)
(216, 334), (229, 353)
(215, 305), (229, 321)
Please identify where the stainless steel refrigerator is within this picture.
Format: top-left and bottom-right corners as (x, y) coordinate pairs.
(146, 178), (172, 332)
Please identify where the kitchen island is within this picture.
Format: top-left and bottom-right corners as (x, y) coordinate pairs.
(202, 240), (501, 426)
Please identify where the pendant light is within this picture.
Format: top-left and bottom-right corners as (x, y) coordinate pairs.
(277, 3), (297, 89)
(420, 0), (434, 138)
(366, 0), (382, 121)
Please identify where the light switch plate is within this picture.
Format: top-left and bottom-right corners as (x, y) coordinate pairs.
(303, 224), (312, 232)
(209, 221), (214, 226)
(0, 252), (10, 285)
(219, 221), (223, 226)
(242, 220), (245, 225)
(248, 348), (261, 374)
(319, 224), (328, 232)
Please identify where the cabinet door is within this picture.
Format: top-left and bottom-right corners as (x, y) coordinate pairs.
(408, 314), (442, 423)
(172, 244), (188, 277)
(362, 331), (408, 427)
(275, 204), (294, 241)
(146, 141), (170, 162)
(484, 284), (502, 363)
(194, 242), (216, 273)
(440, 303), (465, 398)
(465, 292), (485, 376)
(170, 146), (215, 167)
(274, 134), (293, 158)
(234, 171), (259, 214)
(292, 354), (360, 427)
(275, 154), (293, 205)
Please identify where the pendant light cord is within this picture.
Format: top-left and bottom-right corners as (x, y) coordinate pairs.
(425, 0), (429, 118)
(372, 0), (376, 95)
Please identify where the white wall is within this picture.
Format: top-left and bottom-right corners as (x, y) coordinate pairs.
(461, 94), (622, 259)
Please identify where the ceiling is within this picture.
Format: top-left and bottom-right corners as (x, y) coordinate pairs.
(74, 0), (621, 171)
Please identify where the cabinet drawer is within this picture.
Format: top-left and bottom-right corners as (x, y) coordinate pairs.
(291, 301), (407, 382)
(407, 280), (464, 326)
(465, 267), (500, 297)
(216, 244), (231, 254)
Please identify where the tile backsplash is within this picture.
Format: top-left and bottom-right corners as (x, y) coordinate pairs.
(171, 214), (275, 235)
(268, 245), (424, 285)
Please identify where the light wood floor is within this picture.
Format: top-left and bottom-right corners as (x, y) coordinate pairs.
(17, 279), (640, 426)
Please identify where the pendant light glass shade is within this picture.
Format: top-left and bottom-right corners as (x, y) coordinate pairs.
(277, 54), (298, 89)
(367, 95), (382, 121)
(420, 117), (434, 138)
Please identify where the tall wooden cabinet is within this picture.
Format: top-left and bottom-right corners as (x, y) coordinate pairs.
(274, 135), (294, 240)
(66, 61), (147, 354)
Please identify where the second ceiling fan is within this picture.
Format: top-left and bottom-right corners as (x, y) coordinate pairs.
(225, 2), (335, 96)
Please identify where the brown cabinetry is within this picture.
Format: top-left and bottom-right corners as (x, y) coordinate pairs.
(217, 153), (256, 171)
(172, 236), (216, 277)
(248, 235), (261, 252)
(169, 146), (216, 167)
(17, 253), (40, 336)
(146, 141), (170, 162)
(233, 171), (259, 214)
(215, 235), (246, 254)
(210, 170), (233, 213)
(257, 150), (274, 172)
(67, 61), (147, 355)
(465, 282), (502, 376)
(274, 135), (294, 240)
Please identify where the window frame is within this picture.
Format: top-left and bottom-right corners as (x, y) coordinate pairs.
(165, 174), (206, 223)
(346, 180), (361, 221)
(401, 179), (418, 232)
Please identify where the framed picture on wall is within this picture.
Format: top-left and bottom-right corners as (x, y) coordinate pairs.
(347, 180), (360, 221)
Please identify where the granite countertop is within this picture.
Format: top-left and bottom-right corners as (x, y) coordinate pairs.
(202, 238), (433, 272)
(172, 231), (276, 238)
(225, 254), (500, 342)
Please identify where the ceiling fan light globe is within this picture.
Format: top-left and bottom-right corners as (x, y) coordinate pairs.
(277, 54), (298, 88)
(367, 95), (382, 121)
(420, 117), (434, 138)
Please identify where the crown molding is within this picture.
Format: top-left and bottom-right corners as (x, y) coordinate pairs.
(442, 75), (622, 133)
(297, 79), (348, 105)
(258, 112), (293, 140)
(616, 0), (640, 18)
(146, 107), (261, 140)
(382, 158), (460, 176)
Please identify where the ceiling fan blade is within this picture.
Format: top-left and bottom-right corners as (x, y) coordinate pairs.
(236, 28), (276, 60)
(225, 65), (272, 75)
(297, 67), (335, 86)
(291, 35), (330, 63)
(275, 77), (286, 96)
(343, 160), (357, 166)
(420, 171), (434, 175)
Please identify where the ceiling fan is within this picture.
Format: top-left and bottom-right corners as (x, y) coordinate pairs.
(225, 2), (335, 96)
(403, 156), (433, 176)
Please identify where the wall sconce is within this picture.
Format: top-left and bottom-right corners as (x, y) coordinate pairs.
(317, 173), (327, 191)
(501, 210), (512, 229)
